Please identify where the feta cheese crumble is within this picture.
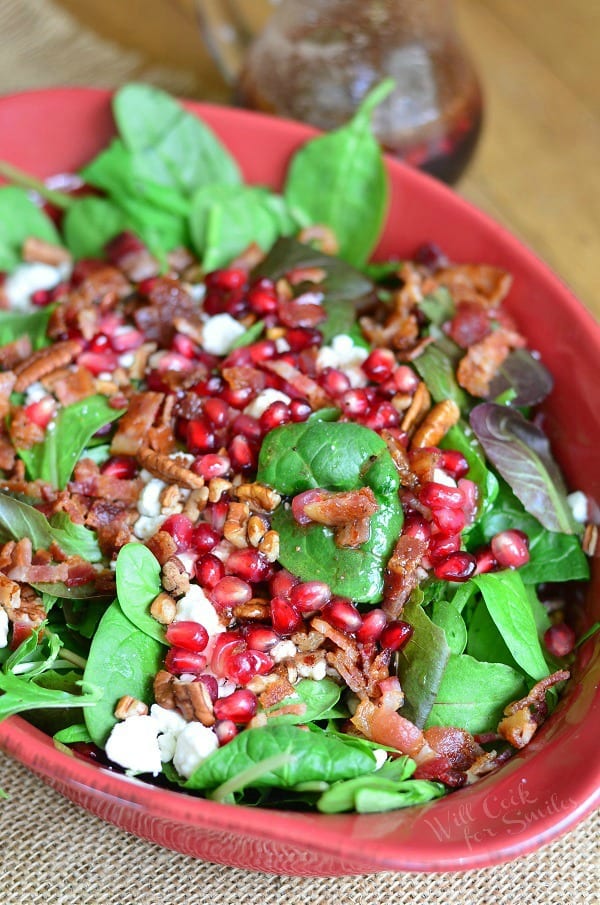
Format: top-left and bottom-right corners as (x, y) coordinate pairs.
(172, 722), (218, 779)
(201, 313), (246, 355)
(0, 608), (9, 649)
(316, 334), (369, 387)
(567, 491), (588, 523)
(175, 584), (224, 639)
(104, 715), (163, 775)
(244, 389), (292, 419)
(4, 260), (70, 311)
(150, 704), (188, 763)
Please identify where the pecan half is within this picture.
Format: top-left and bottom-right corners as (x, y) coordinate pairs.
(411, 399), (460, 449)
(137, 448), (205, 490)
(13, 339), (81, 393)
(161, 556), (190, 598)
(114, 696), (149, 720)
(154, 670), (176, 710)
(173, 680), (215, 726)
(400, 381), (431, 434)
(223, 501), (250, 548)
(22, 235), (72, 266)
(235, 481), (281, 514)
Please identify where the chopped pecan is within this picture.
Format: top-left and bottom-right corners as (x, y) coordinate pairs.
(22, 235), (72, 266)
(183, 487), (209, 521)
(400, 381), (431, 434)
(223, 501), (250, 548)
(259, 529), (280, 562)
(161, 556), (190, 598)
(290, 629), (326, 652)
(114, 696), (148, 720)
(173, 679), (215, 726)
(208, 477), (232, 503)
(247, 514), (269, 547)
(137, 448), (205, 490)
(235, 482), (281, 514)
(582, 523), (598, 556)
(153, 670), (176, 710)
(129, 342), (158, 381)
(457, 327), (525, 397)
(381, 429), (417, 489)
(411, 399), (460, 449)
(150, 591), (177, 625)
(498, 670), (569, 749)
(0, 573), (21, 613)
(233, 599), (271, 621)
(159, 484), (182, 513)
(13, 339), (82, 393)
(146, 531), (177, 565)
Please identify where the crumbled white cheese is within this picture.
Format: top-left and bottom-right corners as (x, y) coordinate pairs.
(118, 352), (135, 368)
(176, 551), (197, 576)
(150, 704), (188, 764)
(211, 539), (235, 563)
(4, 261), (70, 311)
(316, 334), (369, 371)
(243, 389), (292, 419)
(275, 338), (291, 353)
(270, 639), (297, 663)
(186, 283), (206, 303)
(373, 749), (388, 770)
(138, 478), (167, 517)
(24, 381), (50, 405)
(432, 468), (458, 488)
(175, 584), (224, 638)
(217, 677), (237, 698)
(201, 313), (246, 355)
(296, 658), (327, 681)
(170, 451), (194, 466)
(567, 491), (588, 523)
(132, 514), (166, 540)
(0, 608), (9, 648)
(104, 715), (162, 776)
(172, 722), (218, 779)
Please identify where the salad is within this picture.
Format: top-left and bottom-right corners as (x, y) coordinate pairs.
(0, 84), (594, 814)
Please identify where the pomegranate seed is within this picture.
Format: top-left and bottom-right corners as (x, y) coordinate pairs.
(165, 621), (209, 653)
(100, 455), (137, 479)
(192, 375), (225, 397)
(196, 674), (219, 702)
(31, 288), (53, 306)
(244, 625), (281, 652)
(210, 500), (229, 530)
(223, 346), (253, 368)
(322, 598), (362, 634)
(247, 279), (278, 315)
(221, 385), (254, 409)
(364, 401), (400, 431)
(110, 328), (144, 352)
(211, 576), (253, 610)
(320, 368), (351, 397)
(414, 241), (448, 271)
(215, 719), (238, 745)
(228, 649), (274, 684)
(24, 397), (56, 428)
(362, 348), (395, 383)
(490, 530), (530, 569)
(291, 489), (323, 526)
(259, 401), (291, 432)
(285, 327), (322, 351)
(172, 333), (197, 359)
(290, 398), (312, 422)
(190, 523), (221, 555)
(227, 548), (272, 582)
(431, 507), (467, 536)
(213, 689), (257, 724)
(290, 581), (331, 613)
(105, 230), (145, 265)
(195, 553), (225, 588)
(210, 631), (244, 676)
(203, 397), (230, 427)
(447, 301), (490, 348)
(419, 482), (464, 510)
(186, 419), (217, 454)
(356, 608), (387, 643)
(231, 414), (262, 441)
(429, 534), (462, 564)
(137, 276), (158, 296)
(269, 569), (298, 597)
(205, 267), (247, 291)
(402, 513), (432, 545)
(249, 339), (277, 364)
(440, 449), (470, 479)
(544, 623), (576, 658)
(433, 552), (477, 582)
(70, 258), (104, 287)
(228, 434), (258, 471)
(339, 388), (371, 417)
(458, 478), (479, 525)
(192, 453), (231, 480)
(164, 647), (207, 676)
(160, 514), (194, 552)
(475, 546), (498, 575)
(392, 366), (420, 394)
(271, 596), (302, 635)
(380, 620), (414, 652)
(78, 350), (117, 375)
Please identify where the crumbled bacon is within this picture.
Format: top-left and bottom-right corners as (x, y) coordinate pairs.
(262, 359), (332, 408)
(134, 277), (197, 345)
(302, 487), (379, 526)
(498, 670), (569, 749)
(110, 391), (164, 456)
(383, 536), (428, 618)
(457, 327), (526, 397)
(0, 336), (32, 370)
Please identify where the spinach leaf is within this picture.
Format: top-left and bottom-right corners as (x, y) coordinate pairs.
(115, 543), (165, 644)
(257, 420), (403, 601)
(83, 601), (164, 746)
(264, 677), (341, 725)
(189, 184), (279, 271)
(318, 772), (445, 813)
(284, 80), (393, 265)
(0, 186), (63, 272)
(413, 343), (468, 411)
(62, 197), (130, 259)
(362, 259), (403, 282)
(0, 305), (53, 350)
(488, 349), (554, 407)
(431, 599), (468, 656)
(19, 395), (124, 489)
(419, 287), (455, 326)
(466, 480), (588, 584)
(113, 83), (241, 194)
(185, 724), (377, 791)
(426, 654), (527, 734)
(472, 571), (550, 681)
(397, 594), (451, 727)
(54, 723), (93, 745)
(470, 403), (577, 534)
(465, 597), (515, 667)
(0, 492), (99, 560)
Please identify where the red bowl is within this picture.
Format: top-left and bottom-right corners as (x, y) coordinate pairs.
(0, 88), (598, 875)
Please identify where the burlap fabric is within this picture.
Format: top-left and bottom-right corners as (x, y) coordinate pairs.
(0, 0), (598, 900)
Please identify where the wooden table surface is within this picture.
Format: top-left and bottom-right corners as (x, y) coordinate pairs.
(53, 0), (600, 320)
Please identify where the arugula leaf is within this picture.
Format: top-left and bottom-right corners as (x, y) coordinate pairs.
(413, 343), (468, 411)
(0, 305), (53, 350)
(62, 196), (130, 259)
(472, 571), (550, 681)
(426, 654), (527, 734)
(19, 395), (124, 489)
(115, 543), (165, 644)
(397, 594), (451, 727)
(470, 403), (578, 534)
(184, 724), (377, 791)
(83, 601), (164, 746)
(0, 186), (63, 272)
(264, 678), (341, 725)
(284, 80), (393, 265)
(113, 83), (241, 194)
(258, 420), (403, 601)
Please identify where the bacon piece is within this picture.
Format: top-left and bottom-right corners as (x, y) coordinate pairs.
(110, 391), (164, 456)
(423, 725), (483, 771)
(303, 487), (378, 527)
(0, 372), (17, 420)
(498, 670), (569, 749)
(0, 336), (32, 370)
(8, 408), (45, 450)
(85, 502), (136, 557)
(408, 446), (442, 485)
(383, 536), (428, 618)
(262, 359), (332, 409)
(457, 327), (526, 397)
(222, 366), (266, 393)
(311, 616), (357, 653)
(277, 294), (326, 329)
(259, 675), (297, 710)
(50, 366), (96, 406)
(381, 429), (417, 488)
(426, 264), (512, 308)
(0, 433), (15, 472)
(335, 516), (371, 549)
(350, 677), (434, 762)
(134, 277), (197, 346)
(327, 648), (366, 696)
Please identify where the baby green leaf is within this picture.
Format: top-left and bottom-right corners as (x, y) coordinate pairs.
(19, 394), (124, 489)
(442, 422), (499, 516)
(63, 197), (130, 259)
(83, 601), (164, 746)
(284, 80), (393, 265)
(264, 678), (342, 725)
(0, 670), (100, 721)
(257, 420), (402, 601)
(48, 512), (102, 562)
(0, 186), (63, 272)
(397, 594), (451, 727)
(413, 343), (468, 411)
(115, 543), (165, 644)
(317, 757), (444, 813)
(0, 492), (100, 560)
(487, 349), (554, 407)
(53, 723), (93, 745)
(419, 287), (455, 326)
(426, 654), (527, 734)
(0, 306), (53, 350)
(431, 599), (468, 656)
